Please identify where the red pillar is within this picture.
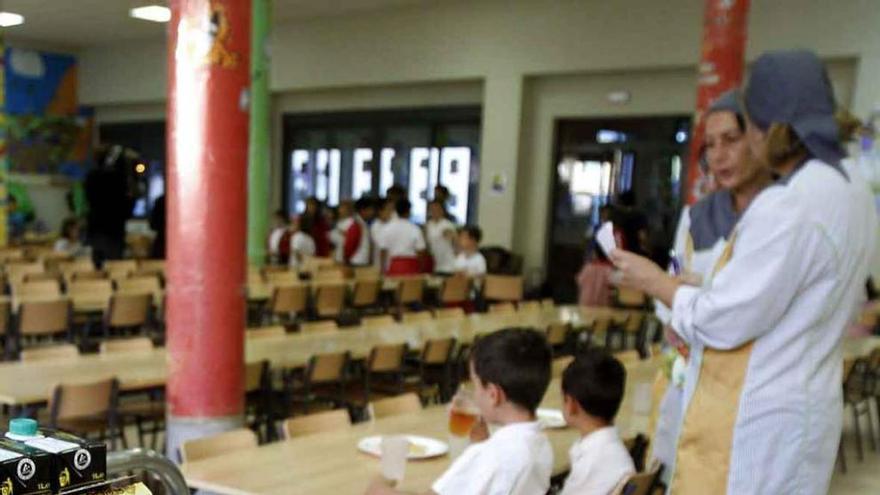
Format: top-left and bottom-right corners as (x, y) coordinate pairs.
(165, 0), (251, 457)
(685, 0), (750, 204)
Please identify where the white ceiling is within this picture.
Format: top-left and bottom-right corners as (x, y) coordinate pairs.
(1, 0), (437, 50)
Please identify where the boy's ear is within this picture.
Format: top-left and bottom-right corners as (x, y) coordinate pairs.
(563, 394), (580, 418)
(487, 382), (505, 407)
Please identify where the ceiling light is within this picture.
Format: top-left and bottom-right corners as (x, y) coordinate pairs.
(130, 5), (171, 23)
(0, 12), (24, 27)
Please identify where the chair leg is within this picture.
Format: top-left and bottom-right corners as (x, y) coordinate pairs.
(867, 403), (878, 453)
(853, 405), (864, 461)
(838, 438), (848, 474)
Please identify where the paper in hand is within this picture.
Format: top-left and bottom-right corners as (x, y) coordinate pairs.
(596, 221), (617, 257)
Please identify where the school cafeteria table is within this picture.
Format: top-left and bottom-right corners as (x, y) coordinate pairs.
(179, 357), (660, 494)
(247, 276), (446, 302)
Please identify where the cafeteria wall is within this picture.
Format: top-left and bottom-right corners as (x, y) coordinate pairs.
(77, 0), (880, 278)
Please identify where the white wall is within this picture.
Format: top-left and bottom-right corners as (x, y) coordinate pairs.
(78, 0), (880, 276)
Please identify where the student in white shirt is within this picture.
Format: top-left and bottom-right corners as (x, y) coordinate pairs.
(371, 199), (396, 269)
(288, 215), (316, 269)
(266, 210), (290, 264)
(54, 217), (91, 258)
(425, 200), (457, 274)
(559, 350), (635, 495)
(343, 198), (375, 266)
(331, 200), (355, 264)
(453, 225), (487, 277)
(365, 328), (554, 495)
(379, 199), (427, 276)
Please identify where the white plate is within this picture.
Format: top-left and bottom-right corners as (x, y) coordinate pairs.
(357, 435), (449, 460)
(536, 408), (566, 429)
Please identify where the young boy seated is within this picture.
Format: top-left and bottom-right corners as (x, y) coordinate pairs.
(559, 350), (635, 495)
(453, 225), (487, 277)
(365, 328), (554, 495)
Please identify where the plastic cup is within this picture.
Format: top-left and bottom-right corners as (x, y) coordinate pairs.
(380, 435), (410, 483)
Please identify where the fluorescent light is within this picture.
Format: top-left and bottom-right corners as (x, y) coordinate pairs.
(0, 12), (25, 27)
(130, 5), (171, 23)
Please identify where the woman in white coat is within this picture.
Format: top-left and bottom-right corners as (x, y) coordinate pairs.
(611, 50), (877, 494)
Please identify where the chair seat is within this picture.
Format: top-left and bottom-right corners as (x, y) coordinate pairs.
(118, 400), (165, 420)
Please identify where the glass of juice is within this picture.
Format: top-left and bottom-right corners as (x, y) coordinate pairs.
(448, 386), (479, 437)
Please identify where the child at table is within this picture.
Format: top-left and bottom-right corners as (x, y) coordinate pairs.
(365, 328), (554, 495)
(453, 226), (487, 277)
(558, 350), (634, 495)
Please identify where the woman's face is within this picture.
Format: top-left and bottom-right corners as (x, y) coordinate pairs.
(704, 111), (760, 191)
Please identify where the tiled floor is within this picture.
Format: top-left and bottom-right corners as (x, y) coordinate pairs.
(830, 408), (880, 494)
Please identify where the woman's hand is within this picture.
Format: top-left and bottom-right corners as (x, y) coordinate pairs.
(608, 249), (681, 307)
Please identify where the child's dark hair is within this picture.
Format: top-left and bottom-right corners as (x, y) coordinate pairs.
(395, 198), (412, 217)
(459, 225), (482, 243)
(469, 328), (552, 413)
(562, 349), (626, 423)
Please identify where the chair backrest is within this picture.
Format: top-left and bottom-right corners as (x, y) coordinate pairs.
(422, 338), (456, 365)
(99, 337), (154, 354)
(613, 471), (656, 495)
(396, 277), (424, 305)
(482, 275), (523, 302)
(49, 377), (117, 422)
(352, 279), (381, 307)
(369, 393), (422, 420)
(552, 356), (574, 378)
(546, 322), (569, 347)
(59, 258), (96, 274)
(616, 288), (647, 308)
(313, 268), (347, 283)
(401, 311), (433, 323)
(138, 259), (166, 273)
(518, 300), (541, 313)
(19, 299), (70, 336)
(622, 312), (645, 334)
(245, 360), (268, 393)
(353, 266), (380, 280)
(107, 293), (151, 327)
(282, 409), (351, 440)
(434, 307), (465, 320)
(70, 270), (109, 282)
(440, 274), (470, 304)
(361, 314), (396, 327)
(300, 320), (339, 334)
(246, 326), (286, 339)
(488, 302), (516, 314)
(104, 260), (138, 279)
(301, 256), (335, 274)
(23, 272), (60, 284)
(117, 276), (163, 304)
(69, 279), (114, 300)
(5, 262), (44, 284)
(368, 344), (407, 373)
(179, 428), (258, 464)
(266, 270), (299, 286)
(0, 300), (9, 336)
(14, 280), (61, 299)
(21, 344), (80, 363)
(307, 352), (349, 383)
(270, 285), (308, 314)
(314, 284), (346, 318)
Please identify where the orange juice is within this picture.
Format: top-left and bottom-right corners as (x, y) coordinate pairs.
(448, 408), (478, 437)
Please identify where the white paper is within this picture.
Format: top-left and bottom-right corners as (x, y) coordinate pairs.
(0, 448), (22, 462)
(25, 436), (79, 454)
(596, 221), (617, 256)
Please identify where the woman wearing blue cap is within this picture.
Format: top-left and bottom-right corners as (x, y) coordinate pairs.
(610, 50), (877, 494)
(651, 89), (772, 478)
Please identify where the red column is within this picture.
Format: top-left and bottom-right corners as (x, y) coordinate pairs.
(165, 0), (251, 456)
(685, 0), (750, 204)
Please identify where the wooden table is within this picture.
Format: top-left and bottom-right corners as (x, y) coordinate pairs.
(180, 357), (660, 494)
(247, 276), (446, 302)
(0, 306), (607, 407)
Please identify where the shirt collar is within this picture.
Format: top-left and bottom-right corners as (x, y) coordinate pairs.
(491, 421), (542, 442)
(569, 426), (620, 461)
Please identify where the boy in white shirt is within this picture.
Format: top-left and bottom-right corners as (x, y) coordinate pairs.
(453, 226), (487, 277)
(365, 328), (554, 495)
(559, 350), (634, 495)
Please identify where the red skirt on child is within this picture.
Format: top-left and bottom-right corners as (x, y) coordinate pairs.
(386, 256), (422, 276)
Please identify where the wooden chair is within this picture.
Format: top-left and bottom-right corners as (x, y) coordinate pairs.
(541, 298), (555, 309)
(59, 258), (96, 275)
(266, 271), (299, 286)
(5, 262), (44, 285)
(266, 285), (308, 323)
(245, 360), (271, 441)
(246, 326), (286, 339)
(413, 337), (457, 402)
(301, 256), (335, 275)
(21, 344), (80, 363)
(68, 279), (114, 306)
(439, 274), (470, 306)
(615, 288), (648, 309)
(284, 352), (350, 415)
(395, 277), (424, 312)
(401, 311), (433, 323)
(69, 270), (109, 282)
(314, 283), (346, 319)
(351, 279), (381, 311)
(99, 337), (154, 354)
(117, 275), (163, 301)
(488, 302), (516, 314)
(611, 471), (658, 495)
(22, 272), (61, 284)
(434, 307), (466, 320)
(179, 428), (258, 463)
(353, 266), (380, 280)
(546, 322), (570, 354)
(137, 260), (165, 279)
(104, 260), (138, 277)
(281, 409), (351, 440)
(18, 298), (72, 348)
(47, 377), (125, 449)
(369, 393), (422, 420)
(299, 320), (339, 334)
(14, 280), (61, 299)
(360, 344), (409, 406)
(361, 314), (396, 327)
(104, 293), (152, 337)
(622, 312), (648, 352)
(482, 275), (523, 302)
(518, 300), (541, 313)
(313, 268), (347, 283)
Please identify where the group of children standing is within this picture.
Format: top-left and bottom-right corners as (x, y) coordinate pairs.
(267, 185), (487, 278)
